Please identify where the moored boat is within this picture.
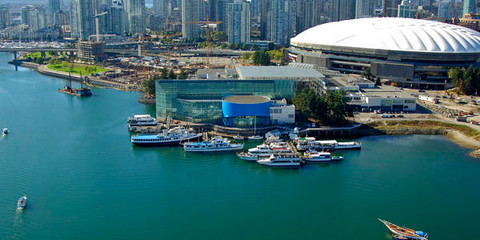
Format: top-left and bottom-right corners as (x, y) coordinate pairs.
(2, 128), (8, 134)
(378, 218), (428, 240)
(131, 127), (201, 146)
(248, 135), (263, 141)
(184, 136), (244, 152)
(237, 152), (271, 161)
(257, 153), (302, 168)
(127, 114), (157, 127)
(304, 150), (344, 162)
(17, 195), (27, 210)
(233, 134), (245, 141)
(248, 143), (291, 155)
(297, 138), (361, 151)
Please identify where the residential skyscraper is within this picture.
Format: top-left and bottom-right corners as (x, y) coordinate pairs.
(330, 0), (355, 21)
(0, 6), (10, 29)
(270, 0), (296, 45)
(71, 0), (96, 40)
(227, 0), (250, 44)
(296, 0), (319, 34)
(182, 0), (205, 40)
(48, 0), (61, 24)
(107, 0), (127, 35)
(125, 0), (146, 33)
(153, 0), (169, 16)
(22, 5), (47, 31)
(397, 0), (414, 18)
(382, 0), (399, 17)
(437, 0), (451, 19)
(213, 0), (232, 33)
(463, 0), (475, 16)
(356, 0), (376, 18)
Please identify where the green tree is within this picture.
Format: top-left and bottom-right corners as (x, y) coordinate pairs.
(375, 77), (382, 86)
(168, 69), (176, 79)
(177, 68), (188, 79)
(242, 52), (252, 61)
(160, 67), (168, 79)
(143, 74), (157, 95)
(252, 50), (271, 66)
(361, 67), (374, 81)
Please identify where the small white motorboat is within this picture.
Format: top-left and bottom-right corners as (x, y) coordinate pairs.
(17, 195), (27, 210)
(3, 128), (8, 134)
(248, 135), (263, 141)
(233, 134), (245, 141)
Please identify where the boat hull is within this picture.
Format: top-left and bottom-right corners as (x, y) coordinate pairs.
(131, 135), (202, 147)
(184, 146), (244, 153)
(257, 162), (301, 168)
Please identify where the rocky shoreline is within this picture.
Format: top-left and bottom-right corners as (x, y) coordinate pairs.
(359, 120), (480, 159)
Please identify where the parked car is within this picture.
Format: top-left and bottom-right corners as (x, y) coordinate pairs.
(381, 114), (389, 118)
(397, 115), (404, 118)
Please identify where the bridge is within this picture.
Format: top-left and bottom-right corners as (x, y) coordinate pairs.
(0, 48), (76, 53)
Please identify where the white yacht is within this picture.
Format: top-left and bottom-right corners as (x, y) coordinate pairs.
(247, 143), (291, 155)
(304, 150), (344, 162)
(127, 114), (157, 126)
(184, 137), (244, 152)
(257, 153), (302, 168)
(131, 127), (201, 146)
(237, 152), (272, 161)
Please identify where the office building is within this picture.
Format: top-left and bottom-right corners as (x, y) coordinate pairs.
(270, 0), (296, 45)
(125, 0), (146, 33)
(356, 0), (375, 18)
(48, 0), (61, 25)
(463, 0), (475, 16)
(398, 0), (414, 18)
(182, 0), (205, 40)
(0, 6), (9, 29)
(71, 0), (96, 40)
(107, 0), (127, 35)
(227, 0), (250, 44)
(382, 0), (399, 17)
(329, 0), (356, 21)
(296, 0), (319, 33)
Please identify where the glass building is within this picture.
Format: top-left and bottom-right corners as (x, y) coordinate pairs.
(156, 79), (295, 124)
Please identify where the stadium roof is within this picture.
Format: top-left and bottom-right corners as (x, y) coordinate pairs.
(291, 18), (480, 54)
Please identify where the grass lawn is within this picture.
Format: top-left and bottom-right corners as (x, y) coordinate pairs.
(47, 62), (108, 76)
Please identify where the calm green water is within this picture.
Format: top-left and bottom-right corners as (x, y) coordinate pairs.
(1, 52), (480, 240)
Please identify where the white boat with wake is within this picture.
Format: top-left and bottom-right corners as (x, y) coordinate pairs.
(131, 127), (201, 146)
(257, 153), (302, 168)
(17, 195), (27, 211)
(184, 137), (244, 152)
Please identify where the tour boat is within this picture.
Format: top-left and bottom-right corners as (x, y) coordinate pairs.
(257, 153), (302, 168)
(131, 127), (201, 146)
(17, 195), (27, 210)
(304, 150), (344, 162)
(297, 138), (362, 151)
(2, 128), (8, 134)
(378, 218), (428, 240)
(184, 137), (244, 152)
(237, 152), (272, 161)
(127, 114), (157, 126)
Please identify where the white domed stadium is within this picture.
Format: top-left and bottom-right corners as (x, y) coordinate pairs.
(290, 18), (480, 89)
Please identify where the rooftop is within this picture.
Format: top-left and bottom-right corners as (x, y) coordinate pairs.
(291, 18), (480, 54)
(223, 95), (270, 104)
(236, 66), (324, 80)
(361, 86), (414, 99)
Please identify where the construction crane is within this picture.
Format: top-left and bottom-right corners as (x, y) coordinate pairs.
(93, 10), (107, 42)
(182, 19), (222, 66)
(129, 33), (153, 77)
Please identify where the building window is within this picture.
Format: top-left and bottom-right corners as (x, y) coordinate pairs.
(288, 114), (294, 118)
